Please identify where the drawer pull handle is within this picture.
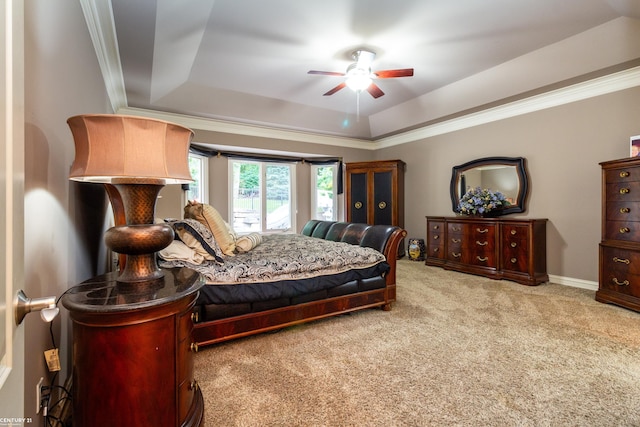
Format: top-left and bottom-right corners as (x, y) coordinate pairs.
(620, 207), (631, 213)
(452, 226), (461, 232)
(477, 228), (489, 233)
(189, 380), (199, 391)
(190, 342), (199, 353)
(620, 188), (630, 194)
(378, 201), (387, 209)
(510, 230), (517, 235)
(191, 312), (199, 323)
(452, 238), (461, 243)
(620, 171), (630, 178)
(433, 225), (440, 230)
(433, 235), (439, 240)
(433, 248), (439, 253)
(619, 227), (630, 234)
(476, 241), (488, 246)
(510, 258), (517, 263)
(354, 201), (363, 209)
(612, 278), (630, 286)
(476, 256), (488, 262)
(511, 242), (517, 248)
(452, 252), (461, 258)
(613, 257), (630, 264)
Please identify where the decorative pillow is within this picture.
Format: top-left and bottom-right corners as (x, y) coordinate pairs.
(235, 232), (263, 253)
(158, 240), (205, 265)
(169, 218), (225, 263)
(184, 201), (236, 256)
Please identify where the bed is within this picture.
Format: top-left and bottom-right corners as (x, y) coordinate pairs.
(158, 207), (406, 347)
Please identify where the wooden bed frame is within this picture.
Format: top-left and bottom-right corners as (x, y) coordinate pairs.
(192, 221), (407, 347)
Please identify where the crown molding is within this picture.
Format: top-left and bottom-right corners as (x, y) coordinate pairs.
(117, 107), (377, 150)
(375, 65), (640, 149)
(79, 0), (127, 113)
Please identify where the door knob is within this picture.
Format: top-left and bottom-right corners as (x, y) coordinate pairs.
(14, 290), (59, 325)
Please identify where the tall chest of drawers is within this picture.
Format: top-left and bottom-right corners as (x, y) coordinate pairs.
(426, 216), (548, 286)
(598, 157), (640, 311)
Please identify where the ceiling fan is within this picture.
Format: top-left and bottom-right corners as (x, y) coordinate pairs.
(308, 49), (414, 99)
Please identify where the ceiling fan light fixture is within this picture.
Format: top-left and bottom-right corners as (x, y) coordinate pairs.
(345, 64), (372, 92)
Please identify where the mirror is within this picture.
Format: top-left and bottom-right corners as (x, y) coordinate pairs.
(450, 157), (529, 216)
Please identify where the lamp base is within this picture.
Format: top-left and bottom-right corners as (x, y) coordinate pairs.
(105, 179), (173, 284)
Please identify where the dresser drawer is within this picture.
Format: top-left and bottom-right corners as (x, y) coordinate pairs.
(601, 246), (640, 275)
(605, 201), (640, 222)
(502, 251), (528, 273)
(606, 181), (640, 202)
(605, 167), (640, 184)
(447, 240), (465, 263)
(447, 222), (464, 236)
(468, 249), (496, 267)
(427, 221), (445, 260)
(604, 220), (640, 242)
(177, 328), (196, 382)
(600, 246), (640, 298)
(600, 268), (640, 298)
(178, 376), (197, 422)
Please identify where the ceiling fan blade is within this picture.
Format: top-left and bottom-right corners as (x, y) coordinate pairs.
(374, 68), (414, 78)
(323, 82), (346, 96)
(308, 70), (345, 77)
(367, 83), (385, 99)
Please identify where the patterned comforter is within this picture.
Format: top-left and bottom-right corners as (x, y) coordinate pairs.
(160, 233), (386, 285)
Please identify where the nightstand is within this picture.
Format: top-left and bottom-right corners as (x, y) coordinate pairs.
(61, 267), (205, 426)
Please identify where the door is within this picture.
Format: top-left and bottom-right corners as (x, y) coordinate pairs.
(0, 1), (26, 422)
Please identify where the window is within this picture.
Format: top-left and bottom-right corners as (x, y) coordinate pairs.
(229, 159), (296, 233)
(311, 164), (337, 221)
(187, 153), (208, 204)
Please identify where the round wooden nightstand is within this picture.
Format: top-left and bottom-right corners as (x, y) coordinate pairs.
(62, 267), (205, 427)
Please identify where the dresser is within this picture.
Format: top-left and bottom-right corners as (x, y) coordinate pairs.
(425, 216), (548, 286)
(598, 157), (640, 312)
(346, 160), (405, 255)
(61, 267), (205, 427)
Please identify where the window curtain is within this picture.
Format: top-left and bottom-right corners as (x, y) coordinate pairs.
(189, 146), (344, 194)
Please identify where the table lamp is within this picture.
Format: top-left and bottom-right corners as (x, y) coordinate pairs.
(67, 114), (194, 284)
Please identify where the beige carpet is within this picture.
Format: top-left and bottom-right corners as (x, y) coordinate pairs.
(194, 259), (640, 426)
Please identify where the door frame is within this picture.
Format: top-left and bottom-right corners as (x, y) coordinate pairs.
(0, 0), (26, 422)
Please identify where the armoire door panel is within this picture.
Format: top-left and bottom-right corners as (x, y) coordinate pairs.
(373, 170), (393, 225)
(349, 172), (368, 224)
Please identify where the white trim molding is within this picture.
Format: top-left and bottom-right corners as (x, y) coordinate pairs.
(376, 66), (640, 149)
(79, 0), (127, 113)
(549, 274), (598, 292)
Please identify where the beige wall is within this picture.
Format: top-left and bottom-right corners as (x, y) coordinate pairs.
(376, 87), (640, 283)
(24, 1), (112, 423)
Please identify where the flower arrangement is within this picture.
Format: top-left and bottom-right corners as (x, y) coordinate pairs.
(457, 187), (510, 216)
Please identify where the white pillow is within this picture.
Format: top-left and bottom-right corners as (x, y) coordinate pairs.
(159, 240), (205, 265)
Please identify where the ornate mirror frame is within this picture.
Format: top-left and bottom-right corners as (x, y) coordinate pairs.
(450, 156), (529, 216)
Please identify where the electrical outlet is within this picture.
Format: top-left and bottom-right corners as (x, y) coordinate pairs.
(36, 377), (44, 414)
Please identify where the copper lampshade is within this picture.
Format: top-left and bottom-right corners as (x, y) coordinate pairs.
(68, 114), (194, 284)
(67, 114), (193, 184)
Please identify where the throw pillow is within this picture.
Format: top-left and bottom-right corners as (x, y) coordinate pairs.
(184, 201), (236, 256)
(235, 232), (263, 253)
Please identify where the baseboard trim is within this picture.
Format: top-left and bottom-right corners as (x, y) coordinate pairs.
(549, 274), (598, 291)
